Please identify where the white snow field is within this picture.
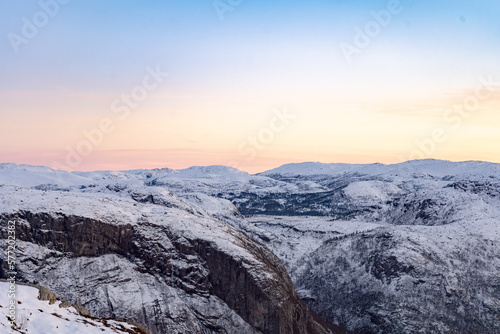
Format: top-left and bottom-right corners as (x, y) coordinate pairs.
(0, 282), (143, 333)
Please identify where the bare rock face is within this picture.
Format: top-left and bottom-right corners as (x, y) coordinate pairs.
(0, 187), (341, 334)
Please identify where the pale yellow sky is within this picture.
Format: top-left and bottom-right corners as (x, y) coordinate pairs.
(2, 1), (500, 173)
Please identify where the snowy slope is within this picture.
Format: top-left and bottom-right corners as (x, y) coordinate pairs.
(0, 163), (92, 188)
(149, 165), (314, 195)
(0, 282), (144, 333)
(75, 167), (175, 181)
(260, 162), (371, 176)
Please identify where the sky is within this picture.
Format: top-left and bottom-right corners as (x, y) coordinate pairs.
(1, 0), (500, 173)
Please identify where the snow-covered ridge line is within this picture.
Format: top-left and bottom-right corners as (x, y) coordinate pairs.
(2, 159), (500, 201)
(260, 159), (500, 178)
(2, 158), (500, 179)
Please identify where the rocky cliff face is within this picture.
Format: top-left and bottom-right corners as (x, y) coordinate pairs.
(0, 186), (340, 334)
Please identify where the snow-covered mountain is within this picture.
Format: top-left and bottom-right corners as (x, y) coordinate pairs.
(251, 160), (500, 333)
(1, 159), (500, 333)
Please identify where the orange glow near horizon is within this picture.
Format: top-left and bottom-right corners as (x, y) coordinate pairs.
(2, 86), (500, 174)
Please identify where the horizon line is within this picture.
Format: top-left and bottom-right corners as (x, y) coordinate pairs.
(1, 158), (498, 175)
